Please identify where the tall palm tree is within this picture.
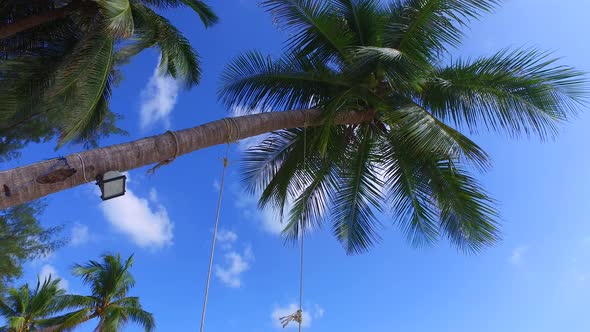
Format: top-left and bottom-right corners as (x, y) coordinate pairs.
(51, 254), (154, 332)
(0, 277), (71, 332)
(218, 0), (587, 254)
(0, 0), (586, 255)
(0, 0), (218, 151)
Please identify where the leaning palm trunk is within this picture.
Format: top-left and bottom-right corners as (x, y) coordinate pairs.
(0, 109), (373, 209)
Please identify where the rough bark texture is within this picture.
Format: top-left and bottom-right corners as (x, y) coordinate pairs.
(0, 1), (79, 40)
(0, 109), (374, 209)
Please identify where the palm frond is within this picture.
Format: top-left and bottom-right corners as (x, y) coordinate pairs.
(241, 129), (300, 195)
(384, 0), (500, 61)
(96, 0), (134, 37)
(382, 133), (440, 246)
(424, 159), (500, 252)
(44, 31), (115, 146)
(330, 0), (383, 46)
(281, 128), (346, 242)
(36, 307), (93, 332)
(261, 0), (351, 65)
(382, 98), (491, 171)
(420, 48), (588, 139)
(331, 125), (384, 254)
(119, 306), (155, 332)
(219, 51), (349, 111)
(131, 3), (200, 87)
(139, 0), (218, 27)
(349, 46), (430, 91)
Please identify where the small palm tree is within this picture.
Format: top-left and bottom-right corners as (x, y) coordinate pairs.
(0, 0), (218, 148)
(0, 277), (70, 332)
(219, 0), (587, 254)
(53, 254), (154, 332)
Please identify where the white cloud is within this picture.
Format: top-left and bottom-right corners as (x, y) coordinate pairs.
(271, 304), (314, 329)
(213, 179), (221, 192)
(139, 67), (179, 130)
(99, 188), (173, 249)
(39, 264), (69, 291)
(214, 246), (254, 288)
(510, 246), (529, 265)
(70, 223), (89, 246)
(217, 229), (238, 249)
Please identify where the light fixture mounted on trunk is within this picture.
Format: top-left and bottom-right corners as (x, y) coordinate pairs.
(96, 171), (127, 201)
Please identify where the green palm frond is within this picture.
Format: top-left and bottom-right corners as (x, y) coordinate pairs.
(382, 134), (440, 246)
(219, 51), (349, 111)
(0, 276), (72, 332)
(36, 307), (93, 332)
(44, 31), (115, 146)
(241, 130), (300, 195)
(424, 159), (500, 252)
(384, 0), (501, 62)
(179, 0), (219, 28)
(331, 125), (385, 254)
(382, 99), (491, 171)
(420, 48), (587, 139)
(73, 254), (135, 301)
(331, 0), (383, 46)
(139, 0), (219, 27)
(119, 306), (155, 332)
(131, 3), (201, 87)
(261, 0), (351, 64)
(96, 0), (134, 37)
(349, 46), (430, 91)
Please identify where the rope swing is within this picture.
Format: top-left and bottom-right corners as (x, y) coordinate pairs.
(199, 118), (239, 332)
(198, 118), (308, 332)
(279, 122), (308, 331)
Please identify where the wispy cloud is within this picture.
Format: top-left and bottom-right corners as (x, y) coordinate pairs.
(271, 303), (324, 329)
(214, 245), (254, 288)
(510, 246), (529, 265)
(39, 264), (69, 291)
(139, 66), (179, 130)
(217, 229), (238, 249)
(99, 187), (173, 249)
(70, 223), (89, 246)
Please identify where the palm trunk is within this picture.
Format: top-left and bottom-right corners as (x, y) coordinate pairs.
(0, 0), (81, 40)
(0, 109), (374, 209)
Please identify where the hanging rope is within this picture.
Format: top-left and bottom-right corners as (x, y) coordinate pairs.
(199, 119), (238, 332)
(280, 121), (308, 331)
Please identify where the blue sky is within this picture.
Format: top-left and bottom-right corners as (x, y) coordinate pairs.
(4, 0), (590, 331)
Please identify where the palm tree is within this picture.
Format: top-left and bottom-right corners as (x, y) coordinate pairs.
(0, 276), (71, 332)
(0, 0), (586, 254)
(50, 254), (154, 332)
(219, 0), (587, 253)
(0, 0), (218, 149)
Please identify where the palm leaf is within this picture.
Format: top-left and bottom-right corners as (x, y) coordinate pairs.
(420, 48), (587, 139)
(219, 51), (349, 111)
(261, 0), (351, 65)
(96, 0), (134, 37)
(382, 99), (491, 171)
(131, 3), (200, 87)
(139, 0), (218, 27)
(45, 32), (115, 146)
(331, 125), (384, 254)
(331, 0), (383, 46)
(384, 0), (500, 61)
